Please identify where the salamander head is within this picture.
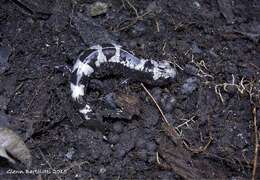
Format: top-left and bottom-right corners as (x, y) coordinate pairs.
(151, 60), (176, 81)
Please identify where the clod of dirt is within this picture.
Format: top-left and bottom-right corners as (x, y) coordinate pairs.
(140, 104), (159, 128)
(90, 2), (108, 17)
(184, 64), (199, 76)
(181, 77), (199, 95)
(114, 129), (137, 159)
(72, 13), (115, 45)
(114, 93), (142, 117)
(96, 92), (142, 122)
(0, 46), (11, 74)
(160, 93), (176, 113)
(0, 127), (32, 167)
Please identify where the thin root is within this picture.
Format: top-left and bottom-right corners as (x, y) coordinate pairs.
(141, 83), (181, 141)
(252, 106), (259, 180)
(38, 147), (62, 180)
(182, 114), (214, 154)
(123, 0), (139, 17)
(214, 74), (253, 104)
(141, 83), (170, 126)
(183, 136), (213, 154)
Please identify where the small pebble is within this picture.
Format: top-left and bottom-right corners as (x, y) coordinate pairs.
(65, 147), (75, 160)
(193, 1), (201, 9)
(181, 77), (199, 95)
(99, 167), (106, 174)
(90, 2), (108, 17)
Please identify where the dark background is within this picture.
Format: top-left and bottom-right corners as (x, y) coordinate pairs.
(0, 0), (259, 179)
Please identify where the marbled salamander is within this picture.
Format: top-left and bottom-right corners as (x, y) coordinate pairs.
(70, 44), (176, 120)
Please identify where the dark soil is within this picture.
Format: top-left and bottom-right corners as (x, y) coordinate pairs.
(0, 0), (260, 179)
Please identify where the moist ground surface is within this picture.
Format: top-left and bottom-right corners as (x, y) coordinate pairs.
(0, 0), (259, 179)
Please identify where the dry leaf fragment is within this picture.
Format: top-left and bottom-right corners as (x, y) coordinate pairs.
(0, 127), (32, 167)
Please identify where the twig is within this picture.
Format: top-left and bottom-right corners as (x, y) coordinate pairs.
(156, 151), (172, 171)
(170, 61), (184, 71)
(162, 42), (167, 55)
(183, 136), (213, 154)
(214, 75), (252, 104)
(252, 106), (258, 180)
(141, 83), (170, 126)
(249, 63), (260, 71)
(124, 0), (139, 17)
(141, 83), (181, 144)
(182, 114), (214, 153)
(242, 149), (251, 165)
(176, 116), (196, 129)
(38, 147), (62, 180)
(156, 152), (161, 165)
(215, 84), (225, 103)
(155, 20), (160, 32)
(189, 53), (213, 79)
(116, 19), (138, 32)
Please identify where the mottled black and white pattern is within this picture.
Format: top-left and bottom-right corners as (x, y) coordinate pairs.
(70, 44), (176, 120)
